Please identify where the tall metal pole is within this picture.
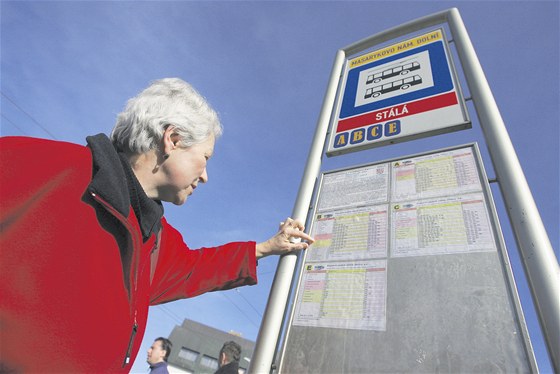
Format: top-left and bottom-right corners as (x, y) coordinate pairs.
(248, 50), (346, 374)
(447, 8), (559, 373)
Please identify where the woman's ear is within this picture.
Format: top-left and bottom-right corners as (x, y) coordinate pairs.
(162, 125), (177, 156)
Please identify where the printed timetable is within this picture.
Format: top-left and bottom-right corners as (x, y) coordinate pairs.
(292, 260), (387, 331)
(308, 205), (389, 262)
(391, 193), (495, 257)
(391, 147), (481, 201)
(317, 163), (388, 212)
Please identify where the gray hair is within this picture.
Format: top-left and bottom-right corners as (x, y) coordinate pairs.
(110, 78), (222, 154)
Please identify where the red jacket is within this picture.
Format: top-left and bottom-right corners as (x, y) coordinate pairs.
(0, 136), (258, 373)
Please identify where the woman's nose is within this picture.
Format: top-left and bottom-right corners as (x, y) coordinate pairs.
(200, 168), (209, 183)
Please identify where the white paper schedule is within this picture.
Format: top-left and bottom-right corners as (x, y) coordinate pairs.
(308, 206), (388, 262)
(391, 193), (496, 257)
(293, 260), (387, 331)
(391, 148), (481, 201)
(317, 164), (389, 212)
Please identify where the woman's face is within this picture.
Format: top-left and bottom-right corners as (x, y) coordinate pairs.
(160, 134), (215, 205)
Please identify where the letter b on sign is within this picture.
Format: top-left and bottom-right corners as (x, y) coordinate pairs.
(350, 129), (365, 144)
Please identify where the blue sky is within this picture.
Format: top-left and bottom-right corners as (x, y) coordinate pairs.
(1, 1), (558, 373)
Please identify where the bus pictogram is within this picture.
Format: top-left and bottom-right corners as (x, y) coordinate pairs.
(366, 61), (420, 84)
(364, 75), (423, 99)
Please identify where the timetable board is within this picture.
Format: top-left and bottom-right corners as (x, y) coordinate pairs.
(278, 144), (536, 373)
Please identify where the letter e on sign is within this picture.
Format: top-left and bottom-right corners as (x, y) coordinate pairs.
(385, 120), (401, 137)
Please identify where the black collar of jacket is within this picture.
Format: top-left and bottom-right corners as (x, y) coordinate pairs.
(86, 133), (163, 242)
(215, 361), (240, 374)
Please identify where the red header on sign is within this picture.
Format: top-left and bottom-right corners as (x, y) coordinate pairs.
(336, 92), (459, 133)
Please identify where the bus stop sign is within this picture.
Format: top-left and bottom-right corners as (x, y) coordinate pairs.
(327, 29), (470, 156)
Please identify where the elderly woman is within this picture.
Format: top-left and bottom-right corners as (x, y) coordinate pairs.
(0, 78), (313, 373)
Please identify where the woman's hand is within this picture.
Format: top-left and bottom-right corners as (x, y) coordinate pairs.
(256, 218), (314, 259)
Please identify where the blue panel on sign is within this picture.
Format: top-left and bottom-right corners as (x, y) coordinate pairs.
(340, 41), (453, 119)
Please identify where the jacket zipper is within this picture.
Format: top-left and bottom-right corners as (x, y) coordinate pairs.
(124, 317), (138, 366)
(90, 191), (143, 368)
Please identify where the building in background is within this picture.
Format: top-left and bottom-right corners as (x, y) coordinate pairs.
(166, 319), (255, 374)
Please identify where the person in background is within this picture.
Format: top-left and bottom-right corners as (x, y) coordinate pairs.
(147, 337), (173, 374)
(215, 341), (242, 374)
(0, 78), (314, 373)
